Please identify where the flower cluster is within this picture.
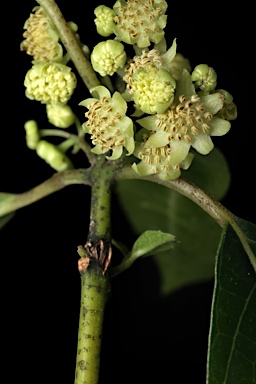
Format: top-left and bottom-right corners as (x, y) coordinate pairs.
(21, 6), (78, 172)
(131, 68), (234, 179)
(94, 0), (168, 48)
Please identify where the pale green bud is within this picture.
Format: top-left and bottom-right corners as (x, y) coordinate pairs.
(216, 89), (238, 121)
(124, 49), (176, 114)
(80, 85), (135, 160)
(36, 140), (73, 171)
(191, 64), (217, 92)
(91, 40), (127, 77)
(46, 104), (76, 128)
(113, 0), (168, 48)
(24, 120), (40, 150)
(94, 5), (116, 37)
(24, 62), (77, 104)
(21, 6), (63, 62)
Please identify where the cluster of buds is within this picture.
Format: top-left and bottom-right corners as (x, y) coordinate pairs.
(21, 6), (78, 171)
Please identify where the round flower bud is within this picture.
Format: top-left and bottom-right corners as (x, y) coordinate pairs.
(124, 49), (176, 114)
(216, 89), (238, 121)
(21, 6), (63, 62)
(24, 62), (77, 104)
(46, 104), (76, 128)
(113, 0), (168, 48)
(24, 120), (40, 150)
(94, 5), (116, 37)
(91, 40), (127, 77)
(36, 140), (73, 172)
(191, 64), (217, 92)
(80, 85), (135, 160)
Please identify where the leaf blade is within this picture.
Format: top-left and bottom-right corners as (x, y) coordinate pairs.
(207, 221), (256, 384)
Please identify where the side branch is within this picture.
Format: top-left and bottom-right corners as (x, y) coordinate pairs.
(0, 169), (91, 217)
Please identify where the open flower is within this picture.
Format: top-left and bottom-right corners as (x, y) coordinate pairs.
(113, 0), (168, 48)
(132, 129), (194, 180)
(24, 62), (77, 104)
(80, 86), (135, 160)
(91, 40), (127, 77)
(21, 6), (63, 62)
(136, 69), (231, 163)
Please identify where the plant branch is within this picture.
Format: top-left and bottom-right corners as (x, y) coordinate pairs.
(115, 166), (256, 272)
(0, 168), (91, 217)
(36, 0), (100, 92)
(75, 156), (122, 384)
(116, 166), (227, 227)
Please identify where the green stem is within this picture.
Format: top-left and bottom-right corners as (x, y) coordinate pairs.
(36, 0), (100, 92)
(75, 260), (110, 384)
(75, 156), (119, 384)
(0, 169), (91, 217)
(87, 156), (114, 243)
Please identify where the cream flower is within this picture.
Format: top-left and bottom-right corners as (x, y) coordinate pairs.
(80, 86), (135, 160)
(113, 0), (168, 48)
(136, 69), (231, 162)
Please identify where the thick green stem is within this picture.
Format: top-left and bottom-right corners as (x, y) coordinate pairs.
(87, 156), (114, 244)
(75, 261), (110, 384)
(75, 156), (119, 384)
(36, 0), (100, 91)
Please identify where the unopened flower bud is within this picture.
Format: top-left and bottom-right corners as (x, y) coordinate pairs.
(24, 120), (40, 149)
(36, 140), (73, 171)
(91, 40), (127, 77)
(24, 62), (77, 104)
(46, 104), (76, 128)
(191, 64), (217, 92)
(94, 5), (116, 37)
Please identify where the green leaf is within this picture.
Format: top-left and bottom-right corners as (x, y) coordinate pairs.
(110, 230), (176, 277)
(131, 230), (176, 258)
(115, 147), (231, 294)
(183, 147), (231, 200)
(0, 212), (15, 229)
(207, 220), (256, 384)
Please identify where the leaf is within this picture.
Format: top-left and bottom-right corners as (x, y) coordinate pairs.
(131, 230), (176, 258)
(207, 220), (256, 384)
(115, 147), (231, 294)
(0, 212), (15, 229)
(182, 147), (231, 200)
(111, 230), (176, 277)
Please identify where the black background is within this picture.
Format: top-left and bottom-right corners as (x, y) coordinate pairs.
(1, 1), (254, 383)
